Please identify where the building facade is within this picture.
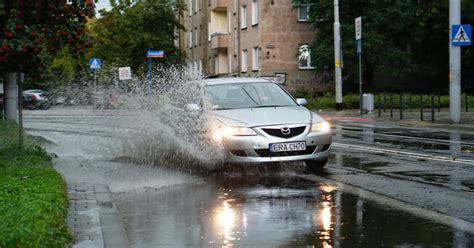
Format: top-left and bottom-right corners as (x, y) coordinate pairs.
(181, 0), (318, 90)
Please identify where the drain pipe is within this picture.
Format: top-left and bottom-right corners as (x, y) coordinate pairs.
(237, 0), (241, 76)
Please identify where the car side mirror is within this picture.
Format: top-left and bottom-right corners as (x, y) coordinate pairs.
(296, 98), (308, 106)
(184, 103), (200, 111)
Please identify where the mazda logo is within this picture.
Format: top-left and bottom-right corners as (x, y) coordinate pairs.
(281, 127), (291, 135)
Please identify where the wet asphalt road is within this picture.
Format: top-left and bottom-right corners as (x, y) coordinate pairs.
(23, 107), (474, 247)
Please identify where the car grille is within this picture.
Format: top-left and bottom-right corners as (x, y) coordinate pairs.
(261, 126), (306, 139)
(254, 145), (317, 157)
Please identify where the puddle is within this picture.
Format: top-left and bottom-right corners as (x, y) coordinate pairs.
(115, 175), (474, 247)
(461, 180), (474, 190)
(332, 154), (390, 172)
(393, 172), (451, 184)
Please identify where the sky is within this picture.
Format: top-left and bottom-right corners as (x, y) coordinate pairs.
(95, 0), (112, 14)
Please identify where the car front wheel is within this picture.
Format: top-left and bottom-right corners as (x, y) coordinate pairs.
(305, 159), (328, 171)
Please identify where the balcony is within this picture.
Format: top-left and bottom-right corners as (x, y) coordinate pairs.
(210, 0), (228, 11)
(210, 33), (229, 50)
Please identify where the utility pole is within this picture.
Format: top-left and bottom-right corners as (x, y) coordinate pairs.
(449, 0), (461, 124)
(334, 0), (343, 111)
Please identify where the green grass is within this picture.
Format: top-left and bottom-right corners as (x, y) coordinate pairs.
(0, 121), (72, 248)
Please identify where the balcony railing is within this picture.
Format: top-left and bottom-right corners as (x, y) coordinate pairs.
(210, 0), (228, 11)
(210, 33), (229, 50)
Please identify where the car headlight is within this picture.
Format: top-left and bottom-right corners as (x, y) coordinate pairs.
(310, 121), (331, 133)
(212, 126), (257, 142)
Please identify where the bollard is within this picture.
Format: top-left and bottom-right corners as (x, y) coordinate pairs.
(431, 94), (435, 123)
(409, 93), (413, 112)
(384, 93), (387, 113)
(431, 93), (434, 123)
(420, 94), (424, 121)
(378, 94), (381, 117)
(390, 94), (394, 118)
(438, 94), (441, 112)
(400, 94), (403, 120)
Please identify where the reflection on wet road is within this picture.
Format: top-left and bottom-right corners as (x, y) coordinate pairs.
(115, 176), (474, 247)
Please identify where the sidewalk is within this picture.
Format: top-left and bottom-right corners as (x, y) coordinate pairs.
(53, 156), (130, 248)
(321, 108), (474, 133)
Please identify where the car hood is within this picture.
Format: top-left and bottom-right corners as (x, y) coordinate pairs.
(211, 106), (325, 127)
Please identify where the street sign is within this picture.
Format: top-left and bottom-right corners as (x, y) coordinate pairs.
(118, 67), (132, 80)
(146, 50), (164, 58)
(89, 58), (101, 70)
(355, 16), (362, 40)
(452, 24), (471, 46)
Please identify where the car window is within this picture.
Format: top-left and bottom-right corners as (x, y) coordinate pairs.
(206, 82), (297, 110)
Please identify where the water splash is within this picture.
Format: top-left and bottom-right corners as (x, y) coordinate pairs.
(49, 65), (225, 171)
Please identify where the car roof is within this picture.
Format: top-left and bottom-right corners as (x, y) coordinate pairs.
(191, 77), (272, 86)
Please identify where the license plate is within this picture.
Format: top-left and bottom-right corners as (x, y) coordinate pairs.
(269, 141), (306, 152)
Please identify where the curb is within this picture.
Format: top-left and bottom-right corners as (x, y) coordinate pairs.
(67, 183), (130, 248)
(95, 184), (130, 248)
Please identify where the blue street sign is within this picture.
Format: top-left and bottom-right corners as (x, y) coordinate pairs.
(452, 24), (471, 46)
(356, 39), (362, 54)
(146, 50), (164, 58)
(89, 58), (102, 70)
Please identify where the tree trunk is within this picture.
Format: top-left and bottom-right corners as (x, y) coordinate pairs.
(5, 72), (18, 122)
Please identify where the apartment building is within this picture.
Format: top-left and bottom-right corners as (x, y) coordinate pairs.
(182, 0), (318, 90)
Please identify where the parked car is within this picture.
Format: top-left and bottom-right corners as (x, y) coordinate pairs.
(22, 89), (51, 109)
(183, 78), (332, 170)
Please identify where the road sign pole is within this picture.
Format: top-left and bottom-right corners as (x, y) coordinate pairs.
(93, 70), (97, 109)
(147, 57), (151, 95)
(355, 17), (362, 115)
(359, 51), (363, 115)
(449, 0), (461, 124)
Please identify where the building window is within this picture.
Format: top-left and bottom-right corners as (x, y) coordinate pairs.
(297, 2), (309, 21)
(298, 45), (313, 69)
(241, 5), (247, 29)
(188, 31), (193, 48)
(252, 47), (259, 71)
(251, 0), (258, 26)
(241, 49), (248, 72)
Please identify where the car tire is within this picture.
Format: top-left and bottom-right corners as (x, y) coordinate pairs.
(305, 159), (328, 171)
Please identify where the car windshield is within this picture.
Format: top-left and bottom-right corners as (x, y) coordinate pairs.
(206, 82), (297, 110)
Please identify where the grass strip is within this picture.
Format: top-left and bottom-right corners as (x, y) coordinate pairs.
(0, 121), (72, 248)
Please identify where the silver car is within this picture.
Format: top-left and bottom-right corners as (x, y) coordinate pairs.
(188, 78), (332, 170)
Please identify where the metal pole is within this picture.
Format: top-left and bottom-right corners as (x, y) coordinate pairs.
(147, 57), (152, 95)
(93, 70), (97, 109)
(431, 94), (435, 123)
(378, 94), (381, 117)
(449, 0), (461, 124)
(390, 94), (393, 118)
(334, 0), (343, 111)
(399, 94), (403, 120)
(420, 94), (424, 121)
(359, 52), (363, 115)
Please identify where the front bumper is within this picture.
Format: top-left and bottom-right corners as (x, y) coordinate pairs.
(219, 124), (332, 163)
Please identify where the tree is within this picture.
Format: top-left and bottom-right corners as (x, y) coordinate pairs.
(301, 0), (474, 92)
(87, 0), (185, 74)
(1, 0), (95, 121)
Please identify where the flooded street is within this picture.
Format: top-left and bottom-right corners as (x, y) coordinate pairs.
(24, 107), (474, 247)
